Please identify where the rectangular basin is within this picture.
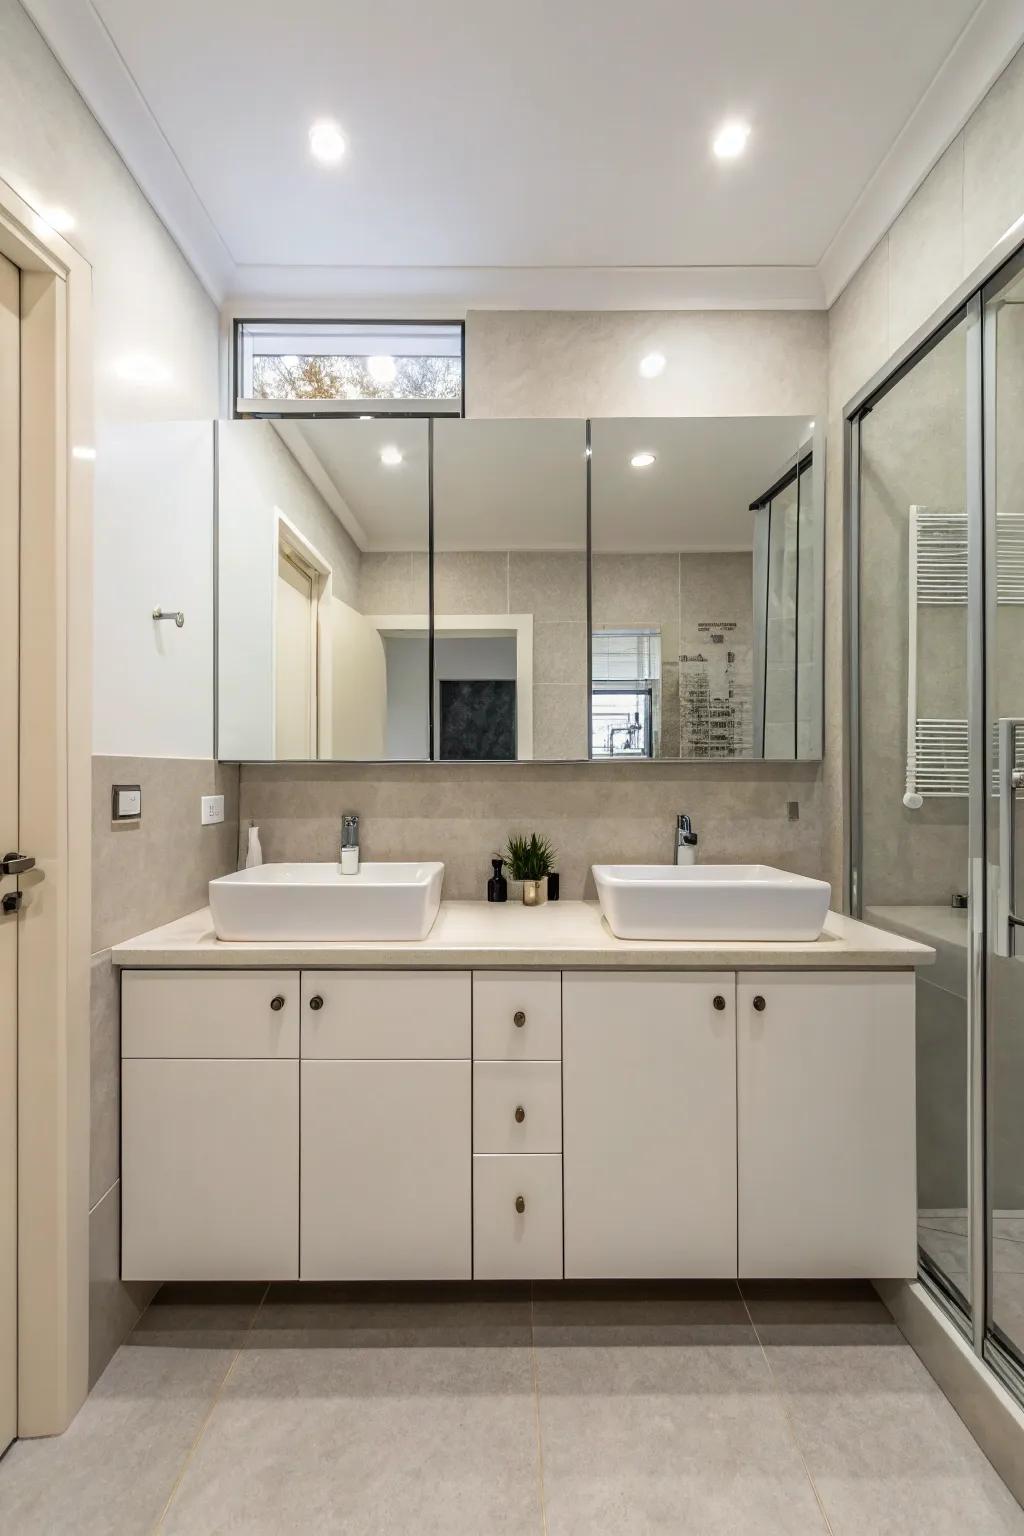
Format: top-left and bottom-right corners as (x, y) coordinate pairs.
(209, 862), (444, 942)
(592, 864), (831, 942)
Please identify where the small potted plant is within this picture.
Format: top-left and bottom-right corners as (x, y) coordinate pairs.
(503, 832), (556, 907)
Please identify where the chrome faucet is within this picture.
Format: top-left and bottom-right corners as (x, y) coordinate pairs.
(675, 814), (698, 864)
(340, 813), (360, 874)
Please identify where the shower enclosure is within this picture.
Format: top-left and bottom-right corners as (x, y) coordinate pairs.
(847, 234), (1024, 1402)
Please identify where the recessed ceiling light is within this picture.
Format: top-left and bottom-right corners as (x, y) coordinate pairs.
(639, 352), (666, 379)
(308, 119), (346, 165)
(380, 445), (403, 467)
(368, 355), (397, 385)
(630, 452), (656, 469)
(712, 120), (751, 160)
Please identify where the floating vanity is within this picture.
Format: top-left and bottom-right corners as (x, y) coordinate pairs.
(112, 900), (932, 1287)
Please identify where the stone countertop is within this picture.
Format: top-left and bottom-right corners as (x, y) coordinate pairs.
(111, 900), (935, 971)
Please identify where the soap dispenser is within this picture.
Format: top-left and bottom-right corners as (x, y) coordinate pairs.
(487, 857), (508, 903)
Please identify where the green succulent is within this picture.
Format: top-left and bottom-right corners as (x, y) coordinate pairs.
(503, 832), (556, 882)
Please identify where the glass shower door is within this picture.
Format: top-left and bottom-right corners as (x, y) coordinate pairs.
(984, 255), (1024, 1379)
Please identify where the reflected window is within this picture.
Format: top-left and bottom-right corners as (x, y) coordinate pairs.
(235, 321), (463, 416)
(592, 630), (659, 757)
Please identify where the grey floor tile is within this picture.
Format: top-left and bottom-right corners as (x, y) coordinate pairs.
(160, 1345), (542, 1535)
(130, 1281), (268, 1348)
(0, 1344), (234, 1536)
(533, 1280), (754, 1346)
(741, 1280), (904, 1345)
(252, 1280), (533, 1348)
(764, 1340), (1024, 1534)
(535, 1341), (829, 1534)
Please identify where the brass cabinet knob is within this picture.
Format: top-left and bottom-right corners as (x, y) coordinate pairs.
(309, 995), (324, 1011)
(513, 1010), (526, 1028)
(270, 995), (286, 1012)
(514, 1104), (526, 1123)
(753, 995), (766, 1012)
(515, 1195), (526, 1214)
(713, 995), (726, 1011)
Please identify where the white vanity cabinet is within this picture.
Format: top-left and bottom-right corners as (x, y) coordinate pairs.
(300, 971), (472, 1279)
(562, 972), (738, 1278)
(736, 971), (916, 1278)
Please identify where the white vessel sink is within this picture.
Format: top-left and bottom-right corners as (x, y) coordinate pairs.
(592, 864), (831, 942)
(209, 862), (444, 942)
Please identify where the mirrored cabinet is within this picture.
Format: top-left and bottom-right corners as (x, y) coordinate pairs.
(216, 415), (822, 763)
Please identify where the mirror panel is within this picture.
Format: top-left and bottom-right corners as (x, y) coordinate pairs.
(217, 418), (429, 760)
(432, 420), (589, 760)
(590, 416), (821, 760)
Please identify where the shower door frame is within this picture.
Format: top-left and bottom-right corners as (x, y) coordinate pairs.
(845, 219), (1024, 1385)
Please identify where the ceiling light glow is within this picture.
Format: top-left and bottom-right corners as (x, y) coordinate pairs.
(630, 452), (656, 469)
(380, 445), (403, 467)
(712, 120), (751, 160)
(308, 119), (346, 165)
(639, 352), (666, 379)
(368, 355), (397, 385)
(43, 205), (75, 233)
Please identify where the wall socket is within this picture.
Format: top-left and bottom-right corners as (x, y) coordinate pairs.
(200, 794), (225, 826)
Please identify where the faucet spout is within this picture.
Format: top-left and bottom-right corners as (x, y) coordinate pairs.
(340, 813), (360, 874)
(675, 813), (698, 866)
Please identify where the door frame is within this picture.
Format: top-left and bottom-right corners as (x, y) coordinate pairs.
(0, 175), (93, 1436)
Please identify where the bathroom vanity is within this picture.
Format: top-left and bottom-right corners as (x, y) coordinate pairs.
(112, 901), (932, 1286)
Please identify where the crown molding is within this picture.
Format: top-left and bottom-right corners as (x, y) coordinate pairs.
(819, 0), (1024, 305)
(20, 0), (1024, 317)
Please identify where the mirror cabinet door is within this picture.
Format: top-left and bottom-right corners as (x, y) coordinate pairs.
(217, 418), (429, 761)
(589, 416), (821, 761)
(432, 420), (589, 761)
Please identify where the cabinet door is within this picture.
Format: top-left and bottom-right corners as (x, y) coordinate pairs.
(563, 972), (736, 1278)
(122, 1059), (298, 1281)
(737, 971), (916, 1278)
(301, 1060), (471, 1280)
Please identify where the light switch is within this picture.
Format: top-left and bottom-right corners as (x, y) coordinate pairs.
(112, 784), (142, 820)
(201, 794), (225, 826)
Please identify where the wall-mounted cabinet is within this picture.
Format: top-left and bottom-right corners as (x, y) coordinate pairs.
(216, 415), (824, 765)
(120, 964), (915, 1285)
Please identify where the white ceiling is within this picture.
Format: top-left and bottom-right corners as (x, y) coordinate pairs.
(21, 0), (1024, 308)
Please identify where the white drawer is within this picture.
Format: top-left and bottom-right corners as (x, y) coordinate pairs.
(122, 969), (300, 1058)
(473, 1154), (562, 1279)
(473, 971), (561, 1060)
(301, 971), (470, 1059)
(473, 1061), (562, 1153)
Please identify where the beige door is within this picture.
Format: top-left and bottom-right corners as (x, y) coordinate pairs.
(0, 250), (19, 1452)
(275, 548), (315, 757)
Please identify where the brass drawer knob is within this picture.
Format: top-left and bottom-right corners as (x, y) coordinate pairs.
(753, 995), (766, 1012)
(515, 1195), (526, 1214)
(713, 995), (726, 1011)
(513, 1010), (526, 1028)
(309, 995), (324, 1011)
(514, 1104), (526, 1123)
(270, 995), (286, 1012)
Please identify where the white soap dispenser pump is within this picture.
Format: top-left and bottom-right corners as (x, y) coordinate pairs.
(245, 822), (263, 869)
(675, 814), (698, 866)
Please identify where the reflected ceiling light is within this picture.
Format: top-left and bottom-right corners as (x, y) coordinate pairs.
(380, 445), (403, 467)
(72, 445), (96, 461)
(808, 420), (816, 431)
(112, 353), (170, 386)
(359, 414), (373, 420)
(368, 354), (397, 384)
(308, 119), (346, 164)
(639, 351), (666, 379)
(630, 451), (656, 469)
(42, 205), (75, 233)
(712, 120), (750, 160)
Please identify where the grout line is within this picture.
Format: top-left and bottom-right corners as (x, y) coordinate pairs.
(738, 1283), (836, 1536)
(529, 1282), (550, 1536)
(151, 1284), (271, 1536)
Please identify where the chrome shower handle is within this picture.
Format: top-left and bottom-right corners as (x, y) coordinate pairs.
(996, 717), (1024, 959)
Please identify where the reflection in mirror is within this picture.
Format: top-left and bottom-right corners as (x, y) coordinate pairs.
(217, 419), (429, 760)
(432, 420), (588, 760)
(589, 417), (822, 760)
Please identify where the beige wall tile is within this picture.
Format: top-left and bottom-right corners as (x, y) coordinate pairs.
(434, 551), (509, 615)
(92, 757), (240, 951)
(964, 42), (1024, 274)
(534, 621), (588, 686)
(889, 138), (965, 349)
(88, 1183), (156, 1389)
(90, 952), (119, 1210)
(357, 552), (426, 615)
(508, 551), (587, 621)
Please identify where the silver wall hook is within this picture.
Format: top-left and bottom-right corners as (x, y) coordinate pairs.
(152, 607), (185, 628)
